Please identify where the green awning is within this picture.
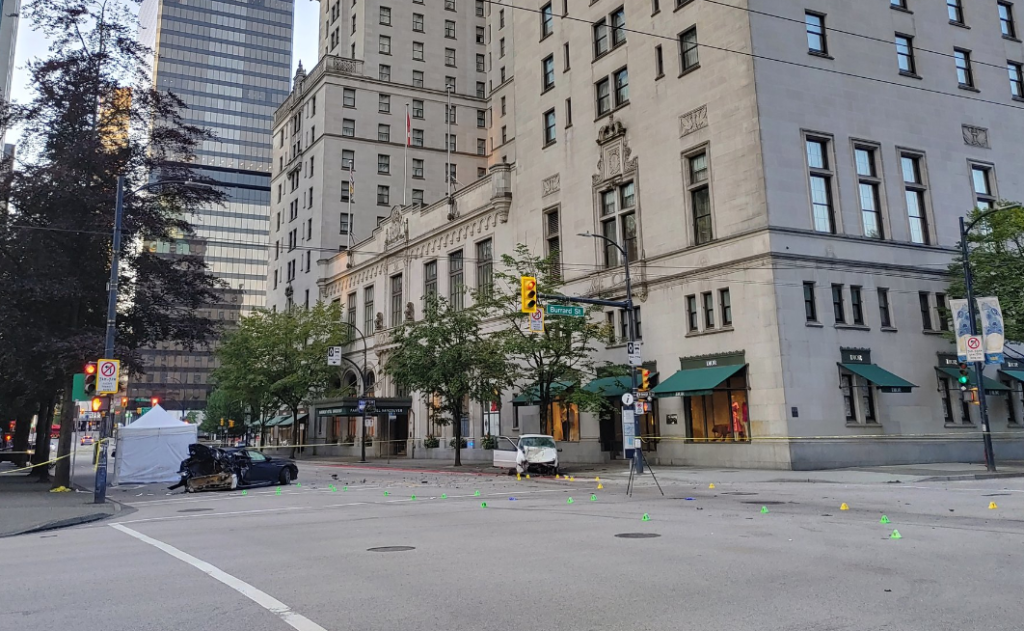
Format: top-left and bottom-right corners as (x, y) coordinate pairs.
(936, 367), (1010, 391)
(512, 381), (573, 405)
(276, 416), (294, 428)
(652, 365), (746, 398)
(999, 370), (1024, 384)
(839, 363), (916, 393)
(263, 416), (283, 427)
(583, 376), (632, 397)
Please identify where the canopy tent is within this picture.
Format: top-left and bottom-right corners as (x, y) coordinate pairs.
(114, 406), (197, 484)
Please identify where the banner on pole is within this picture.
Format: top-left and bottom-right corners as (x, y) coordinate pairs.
(950, 299), (972, 362)
(976, 296), (1005, 365)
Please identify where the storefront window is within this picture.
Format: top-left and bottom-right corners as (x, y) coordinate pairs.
(482, 400), (501, 437)
(543, 401), (579, 441)
(686, 372), (749, 442)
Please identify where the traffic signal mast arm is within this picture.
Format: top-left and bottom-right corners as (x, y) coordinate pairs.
(537, 292), (630, 309)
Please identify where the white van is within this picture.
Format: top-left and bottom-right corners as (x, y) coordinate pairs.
(493, 434), (559, 475)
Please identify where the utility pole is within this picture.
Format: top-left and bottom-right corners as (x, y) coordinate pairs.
(959, 215), (996, 472)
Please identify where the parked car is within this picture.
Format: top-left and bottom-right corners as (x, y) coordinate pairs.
(493, 434), (559, 475)
(80, 435), (94, 446)
(170, 444), (298, 492)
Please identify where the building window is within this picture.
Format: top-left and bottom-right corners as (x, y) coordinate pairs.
(939, 377), (954, 422)
(476, 239), (493, 296)
(655, 45), (665, 78)
(411, 129), (423, 147)
(413, 12), (424, 32)
(545, 209), (561, 280)
(1010, 62), (1024, 98)
(379, 94), (391, 113)
(900, 153), (929, 244)
(476, 81), (486, 98)
(593, 19), (609, 57)
(702, 292), (715, 329)
(954, 48), (974, 88)
(596, 77), (611, 115)
(378, 124), (390, 142)
(686, 295), (698, 332)
(1000, 2), (1017, 38)
(720, 288), (732, 327)
(854, 146), (883, 239)
(878, 288), (892, 328)
(342, 118), (355, 137)
(445, 19), (456, 39)
(424, 260), (437, 298)
(413, 70), (424, 87)
(611, 6), (626, 46)
(804, 282), (817, 322)
(806, 137), (836, 233)
(339, 212), (350, 235)
(614, 67), (629, 105)
(343, 87), (355, 107)
(413, 41), (424, 61)
(342, 149), (354, 171)
(445, 0), (456, 10)
(377, 154), (390, 175)
(377, 185), (390, 206)
(679, 27), (698, 72)
(919, 292), (933, 331)
(412, 189), (424, 205)
(378, 64), (392, 81)
(445, 48), (457, 67)
(598, 181), (638, 267)
(449, 250), (465, 310)
(476, 108), (486, 127)
(688, 151), (712, 245)
(380, 6), (391, 25)
(363, 286), (374, 334)
(543, 109), (557, 145)
(971, 165), (996, 209)
(805, 12), (827, 55)
(541, 2), (554, 38)
(476, 53), (485, 72)
(446, 76), (456, 92)
(542, 55), (555, 90)
(948, 0), (964, 24)
(390, 275), (403, 327)
(565, 97), (573, 127)
(831, 284), (845, 324)
(841, 374), (856, 422)
(895, 34), (915, 75)
(412, 158), (424, 178)
(936, 292), (949, 331)
(891, 0), (906, 7)
(687, 371), (749, 442)
(500, 38), (506, 57)
(850, 286), (864, 325)
(379, 35), (391, 54)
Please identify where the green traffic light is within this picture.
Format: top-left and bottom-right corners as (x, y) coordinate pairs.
(958, 376), (969, 384)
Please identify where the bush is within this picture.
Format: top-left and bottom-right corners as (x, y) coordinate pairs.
(481, 435), (498, 450)
(449, 436), (468, 449)
(423, 436), (440, 448)
(343, 434), (357, 446)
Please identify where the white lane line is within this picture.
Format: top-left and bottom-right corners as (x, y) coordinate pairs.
(110, 523), (329, 631)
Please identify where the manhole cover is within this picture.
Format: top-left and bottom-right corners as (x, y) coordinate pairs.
(177, 508), (214, 513)
(722, 492), (758, 496)
(367, 546), (416, 552)
(741, 500), (784, 505)
(615, 533), (661, 539)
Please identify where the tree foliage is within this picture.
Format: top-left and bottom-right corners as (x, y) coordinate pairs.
(200, 388), (246, 437)
(947, 203), (1024, 343)
(384, 294), (509, 465)
(477, 244), (616, 434)
(0, 1), (224, 485)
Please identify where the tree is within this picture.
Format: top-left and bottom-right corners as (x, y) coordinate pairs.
(477, 245), (616, 438)
(385, 294), (509, 466)
(0, 1), (224, 486)
(947, 203), (1024, 343)
(200, 389), (245, 438)
(215, 301), (350, 456)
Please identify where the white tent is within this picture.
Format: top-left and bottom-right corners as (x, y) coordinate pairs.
(114, 405), (197, 484)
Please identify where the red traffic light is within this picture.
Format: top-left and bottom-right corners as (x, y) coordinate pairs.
(91, 397), (102, 412)
(85, 362), (97, 375)
(151, 397), (160, 407)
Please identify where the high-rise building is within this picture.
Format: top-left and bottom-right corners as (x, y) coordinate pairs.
(0, 0), (21, 104)
(130, 0), (294, 410)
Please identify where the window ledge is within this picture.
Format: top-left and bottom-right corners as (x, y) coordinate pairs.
(958, 85), (981, 93)
(890, 5), (912, 14)
(806, 321), (824, 328)
(846, 422), (882, 428)
(880, 326), (898, 333)
(835, 324), (870, 331)
(899, 70), (922, 80)
(686, 326), (735, 338)
(542, 140), (557, 149)
(655, 72), (665, 81)
(949, 21), (970, 30)
(808, 50), (834, 60)
(945, 423), (976, 428)
(594, 101), (630, 123)
(541, 85), (555, 96)
(1004, 35), (1023, 43)
(922, 329), (946, 335)
(678, 63), (701, 79)
(540, 33), (552, 43)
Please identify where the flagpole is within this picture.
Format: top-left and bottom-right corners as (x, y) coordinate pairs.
(403, 102), (409, 206)
(347, 164), (353, 252)
(446, 87), (452, 199)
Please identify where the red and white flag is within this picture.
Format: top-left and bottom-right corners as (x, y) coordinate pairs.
(406, 108), (412, 147)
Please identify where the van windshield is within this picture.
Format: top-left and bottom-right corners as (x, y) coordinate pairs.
(520, 436), (556, 449)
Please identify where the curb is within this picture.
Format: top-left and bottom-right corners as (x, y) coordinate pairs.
(7, 512), (113, 538)
(917, 472), (1024, 482)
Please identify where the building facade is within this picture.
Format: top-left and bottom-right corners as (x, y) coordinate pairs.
(279, 0), (1024, 468)
(129, 0), (294, 410)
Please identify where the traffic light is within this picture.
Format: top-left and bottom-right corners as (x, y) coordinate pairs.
(958, 363), (971, 389)
(969, 388), (981, 405)
(638, 368), (651, 391)
(120, 397), (128, 408)
(220, 418), (225, 427)
(84, 362), (97, 396)
(520, 276), (538, 313)
(151, 397), (160, 407)
(228, 419), (235, 428)
(91, 397), (109, 412)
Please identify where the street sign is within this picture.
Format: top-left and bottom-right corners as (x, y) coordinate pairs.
(545, 304), (586, 318)
(621, 392), (634, 406)
(327, 346), (342, 366)
(358, 399), (367, 412)
(622, 409), (635, 459)
(966, 335), (984, 362)
(626, 342), (642, 367)
(635, 400), (647, 416)
(529, 309), (544, 333)
(97, 359), (120, 394)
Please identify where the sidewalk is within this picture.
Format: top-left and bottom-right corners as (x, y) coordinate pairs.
(0, 464), (116, 538)
(294, 455), (1024, 484)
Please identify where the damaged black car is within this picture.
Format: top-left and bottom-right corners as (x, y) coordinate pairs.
(170, 444), (299, 492)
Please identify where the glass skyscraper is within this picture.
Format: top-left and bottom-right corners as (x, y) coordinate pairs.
(131, 0), (294, 411)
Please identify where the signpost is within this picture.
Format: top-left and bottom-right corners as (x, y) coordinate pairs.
(528, 309), (544, 333)
(327, 346), (342, 366)
(965, 335), (984, 362)
(626, 342), (642, 367)
(97, 359), (120, 395)
(621, 409), (635, 460)
(545, 304), (586, 318)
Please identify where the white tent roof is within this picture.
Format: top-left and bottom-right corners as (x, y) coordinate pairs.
(124, 405), (189, 430)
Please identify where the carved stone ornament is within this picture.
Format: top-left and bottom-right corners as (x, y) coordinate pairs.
(404, 301), (415, 322)
(374, 312), (384, 331)
(593, 116), (637, 186)
(383, 206), (409, 249)
(962, 124), (990, 149)
(542, 174), (560, 197)
(679, 105), (708, 138)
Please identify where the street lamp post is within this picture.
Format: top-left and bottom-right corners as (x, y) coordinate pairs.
(957, 206), (1018, 472)
(338, 321), (370, 463)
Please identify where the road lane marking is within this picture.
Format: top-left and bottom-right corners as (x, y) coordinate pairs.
(110, 524), (329, 631)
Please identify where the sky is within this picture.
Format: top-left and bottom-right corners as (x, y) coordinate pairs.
(9, 0), (321, 111)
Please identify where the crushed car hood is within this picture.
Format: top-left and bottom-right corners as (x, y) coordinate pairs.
(522, 446), (557, 464)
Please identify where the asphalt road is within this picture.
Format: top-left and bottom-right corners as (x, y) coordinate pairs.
(5, 461), (1024, 631)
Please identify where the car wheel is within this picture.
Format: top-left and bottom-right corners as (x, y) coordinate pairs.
(279, 468), (293, 485)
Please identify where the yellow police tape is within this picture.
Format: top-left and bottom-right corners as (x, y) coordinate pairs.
(0, 452), (72, 475)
